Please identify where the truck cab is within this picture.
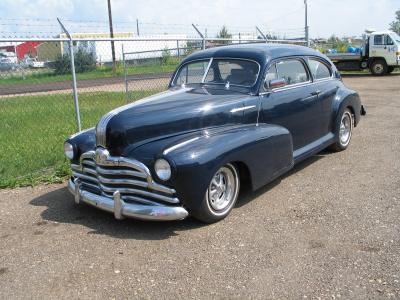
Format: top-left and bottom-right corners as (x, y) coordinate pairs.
(366, 31), (400, 75)
(327, 30), (400, 75)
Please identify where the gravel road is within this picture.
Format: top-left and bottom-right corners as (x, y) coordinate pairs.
(0, 72), (171, 96)
(0, 74), (399, 299)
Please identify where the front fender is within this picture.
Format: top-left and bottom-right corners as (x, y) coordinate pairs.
(65, 128), (96, 164)
(137, 124), (294, 211)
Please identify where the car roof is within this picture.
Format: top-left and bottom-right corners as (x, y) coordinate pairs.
(181, 43), (325, 66)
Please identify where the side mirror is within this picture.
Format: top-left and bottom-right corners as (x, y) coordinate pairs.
(269, 78), (287, 89)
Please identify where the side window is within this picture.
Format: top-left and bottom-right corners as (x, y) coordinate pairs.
(174, 61), (208, 85)
(308, 58), (331, 80)
(374, 35), (384, 45)
(275, 59), (309, 85)
(262, 64), (277, 91)
(386, 35), (394, 45)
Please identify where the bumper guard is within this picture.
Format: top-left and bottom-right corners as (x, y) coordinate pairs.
(68, 179), (189, 221)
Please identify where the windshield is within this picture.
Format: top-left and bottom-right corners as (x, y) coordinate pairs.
(173, 58), (260, 88)
(392, 32), (400, 43)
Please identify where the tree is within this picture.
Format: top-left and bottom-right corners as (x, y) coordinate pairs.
(216, 26), (232, 44)
(389, 10), (400, 34)
(327, 35), (350, 52)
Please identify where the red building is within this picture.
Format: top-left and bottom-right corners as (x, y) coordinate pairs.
(0, 41), (42, 60)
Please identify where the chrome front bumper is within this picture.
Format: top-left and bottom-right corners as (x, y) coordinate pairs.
(68, 179), (189, 221)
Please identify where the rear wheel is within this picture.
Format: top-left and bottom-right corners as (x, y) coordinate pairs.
(388, 66), (395, 74)
(370, 59), (387, 76)
(330, 108), (354, 152)
(192, 163), (240, 223)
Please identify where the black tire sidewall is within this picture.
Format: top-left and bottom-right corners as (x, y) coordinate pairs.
(370, 60), (388, 76)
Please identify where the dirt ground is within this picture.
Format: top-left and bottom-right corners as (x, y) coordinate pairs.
(0, 74), (399, 299)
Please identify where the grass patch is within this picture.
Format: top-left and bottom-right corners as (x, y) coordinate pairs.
(0, 89), (162, 188)
(0, 61), (178, 86)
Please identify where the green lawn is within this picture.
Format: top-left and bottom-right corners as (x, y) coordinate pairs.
(0, 62), (178, 86)
(0, 89), (162, 188)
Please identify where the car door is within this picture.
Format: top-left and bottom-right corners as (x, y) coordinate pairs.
(371, 34), (396, 65)
(259, 58), (320, 151)
(307, 57), (339, 137)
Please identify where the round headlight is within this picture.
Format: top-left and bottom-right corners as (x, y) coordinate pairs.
(64, 142), (74, 160)
(154, 159), (171, 181)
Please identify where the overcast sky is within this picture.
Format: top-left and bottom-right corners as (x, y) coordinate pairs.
(0, 0), (398, 38)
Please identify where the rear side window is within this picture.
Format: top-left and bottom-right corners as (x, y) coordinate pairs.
(308, 58), (331, 80)
(275, 59), (309, 85)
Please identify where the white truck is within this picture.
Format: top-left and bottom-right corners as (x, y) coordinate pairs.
(326, 31), (400, 75)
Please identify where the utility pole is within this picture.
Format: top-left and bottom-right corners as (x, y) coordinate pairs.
(107, 0), (116, 72)
(304, 0), (310, 47)
(136, 18), (140, 36)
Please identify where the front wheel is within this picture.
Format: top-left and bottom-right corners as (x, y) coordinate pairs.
(370, 59), (387, 76)
(192, 163), (240, 223)
(330, 108), (354, 152)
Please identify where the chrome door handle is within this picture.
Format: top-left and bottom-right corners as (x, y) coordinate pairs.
(311, 90), (321, 96)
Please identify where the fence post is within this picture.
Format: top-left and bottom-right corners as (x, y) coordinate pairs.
(176, 40), (180, 61)
(122, 43), (129, 103)
(57, 18), (81, 132)
(192, 24), (206, 50)
(256, 26), (268, 43)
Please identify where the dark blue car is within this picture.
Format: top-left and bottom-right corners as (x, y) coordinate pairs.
(64, 44), (365, 223)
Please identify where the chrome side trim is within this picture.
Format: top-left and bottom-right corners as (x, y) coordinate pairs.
(259, 78), (337, 96)
(68, 179), (188, 221)
(163, 137), (200, 155)
(230, 105), (256, 113)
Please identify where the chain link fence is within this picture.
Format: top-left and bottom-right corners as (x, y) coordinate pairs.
(0, 36), (306, 188)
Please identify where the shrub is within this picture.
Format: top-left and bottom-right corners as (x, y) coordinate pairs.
(161, 47), (172, 65)
(54, 49), (96, 75)
(74, 49), (96, 73)
(54, 54), (70, 75)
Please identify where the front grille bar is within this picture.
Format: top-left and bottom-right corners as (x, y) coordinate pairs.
(71, 148), (180, 206)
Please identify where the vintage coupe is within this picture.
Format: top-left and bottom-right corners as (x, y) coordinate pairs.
(64, 44), (365, 223)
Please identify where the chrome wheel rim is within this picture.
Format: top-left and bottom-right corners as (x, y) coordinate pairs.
(373, 63), (383, 74)
(207, 164), (238, 212)
(339, 111), (352, 147)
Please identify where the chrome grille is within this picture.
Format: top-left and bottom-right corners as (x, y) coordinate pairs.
(71, 149), (179, 206)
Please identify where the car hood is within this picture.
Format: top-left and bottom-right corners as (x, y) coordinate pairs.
(96, 86), (252, 155)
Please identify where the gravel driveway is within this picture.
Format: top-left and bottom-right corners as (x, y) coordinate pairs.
(0, 75), (399, 299)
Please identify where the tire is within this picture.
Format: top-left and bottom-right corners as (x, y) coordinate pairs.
(370, 59), (387, 76)
(192, 163), (240, 223)
(330, 108), (354, 152)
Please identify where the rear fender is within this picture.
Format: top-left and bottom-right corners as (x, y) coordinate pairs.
(332, 88), (362, 132)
